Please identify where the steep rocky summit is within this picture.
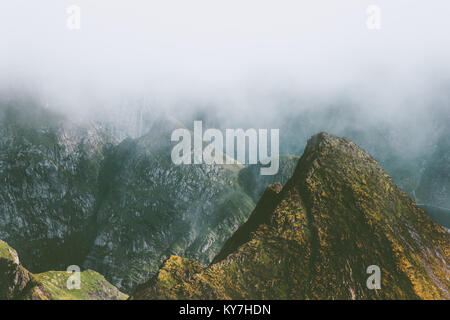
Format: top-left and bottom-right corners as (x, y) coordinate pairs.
(131, 132), (450, 300)
(0, 240), (127, 300)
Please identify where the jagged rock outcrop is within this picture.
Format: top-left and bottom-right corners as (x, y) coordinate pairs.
(131, 132), (450, 300)
(0, 240), (127, 300)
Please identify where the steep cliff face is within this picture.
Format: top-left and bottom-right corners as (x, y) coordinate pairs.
(83, 118), (256, 292)
(0, 104), (115, 272)
(131, 133), (450, 300)
(0, 240), (127, 300)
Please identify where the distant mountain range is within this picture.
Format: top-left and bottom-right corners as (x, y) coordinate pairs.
(0, 102), (449, 298)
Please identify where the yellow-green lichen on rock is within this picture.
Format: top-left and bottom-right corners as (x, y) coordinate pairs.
(131, 132), (450, 300)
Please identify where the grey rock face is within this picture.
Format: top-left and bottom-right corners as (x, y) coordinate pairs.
(0, 105), (258, 293)
(0, 103), (114, 272)
(83, 121), (256, 292)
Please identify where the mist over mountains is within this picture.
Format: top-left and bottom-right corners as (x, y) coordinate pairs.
(0, 95), (448, 294)
(2, 1), (450, 183)
(2, 1), (450, 120)
(0, 1), (449, 299)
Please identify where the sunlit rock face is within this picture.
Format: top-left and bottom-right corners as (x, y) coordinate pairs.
(131, 133), (450, 300)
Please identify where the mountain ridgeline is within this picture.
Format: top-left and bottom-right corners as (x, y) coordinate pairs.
(0, 102), (449, 299)
(0, 103), (297, 293)
(131, 133), (449, 300)
(81, 117), (257, 291)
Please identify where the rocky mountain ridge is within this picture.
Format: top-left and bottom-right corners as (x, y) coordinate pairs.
(131, 132), (450, 300)
(1, 101), (449, 297)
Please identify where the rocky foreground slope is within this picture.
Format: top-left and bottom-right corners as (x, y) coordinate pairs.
(131, 132), (450, 300)
(0, 240), (126, 300)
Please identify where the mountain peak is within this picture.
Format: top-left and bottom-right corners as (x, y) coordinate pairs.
(305, 131), (349, 151)
(308, 131), (341, 144)
(302, 131), (370, 163)
(131, 132), (449, 300)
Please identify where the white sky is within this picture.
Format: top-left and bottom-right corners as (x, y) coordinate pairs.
(1, 1), (449, 118)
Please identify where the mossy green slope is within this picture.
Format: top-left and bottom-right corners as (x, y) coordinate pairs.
(0, 240), (127, 300)
(0, 240), (32, 299)
(131, 132), (450, 300)
(29, 270), (128, 300)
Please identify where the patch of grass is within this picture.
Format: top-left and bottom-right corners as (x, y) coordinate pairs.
(33, 270), (128, 300)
